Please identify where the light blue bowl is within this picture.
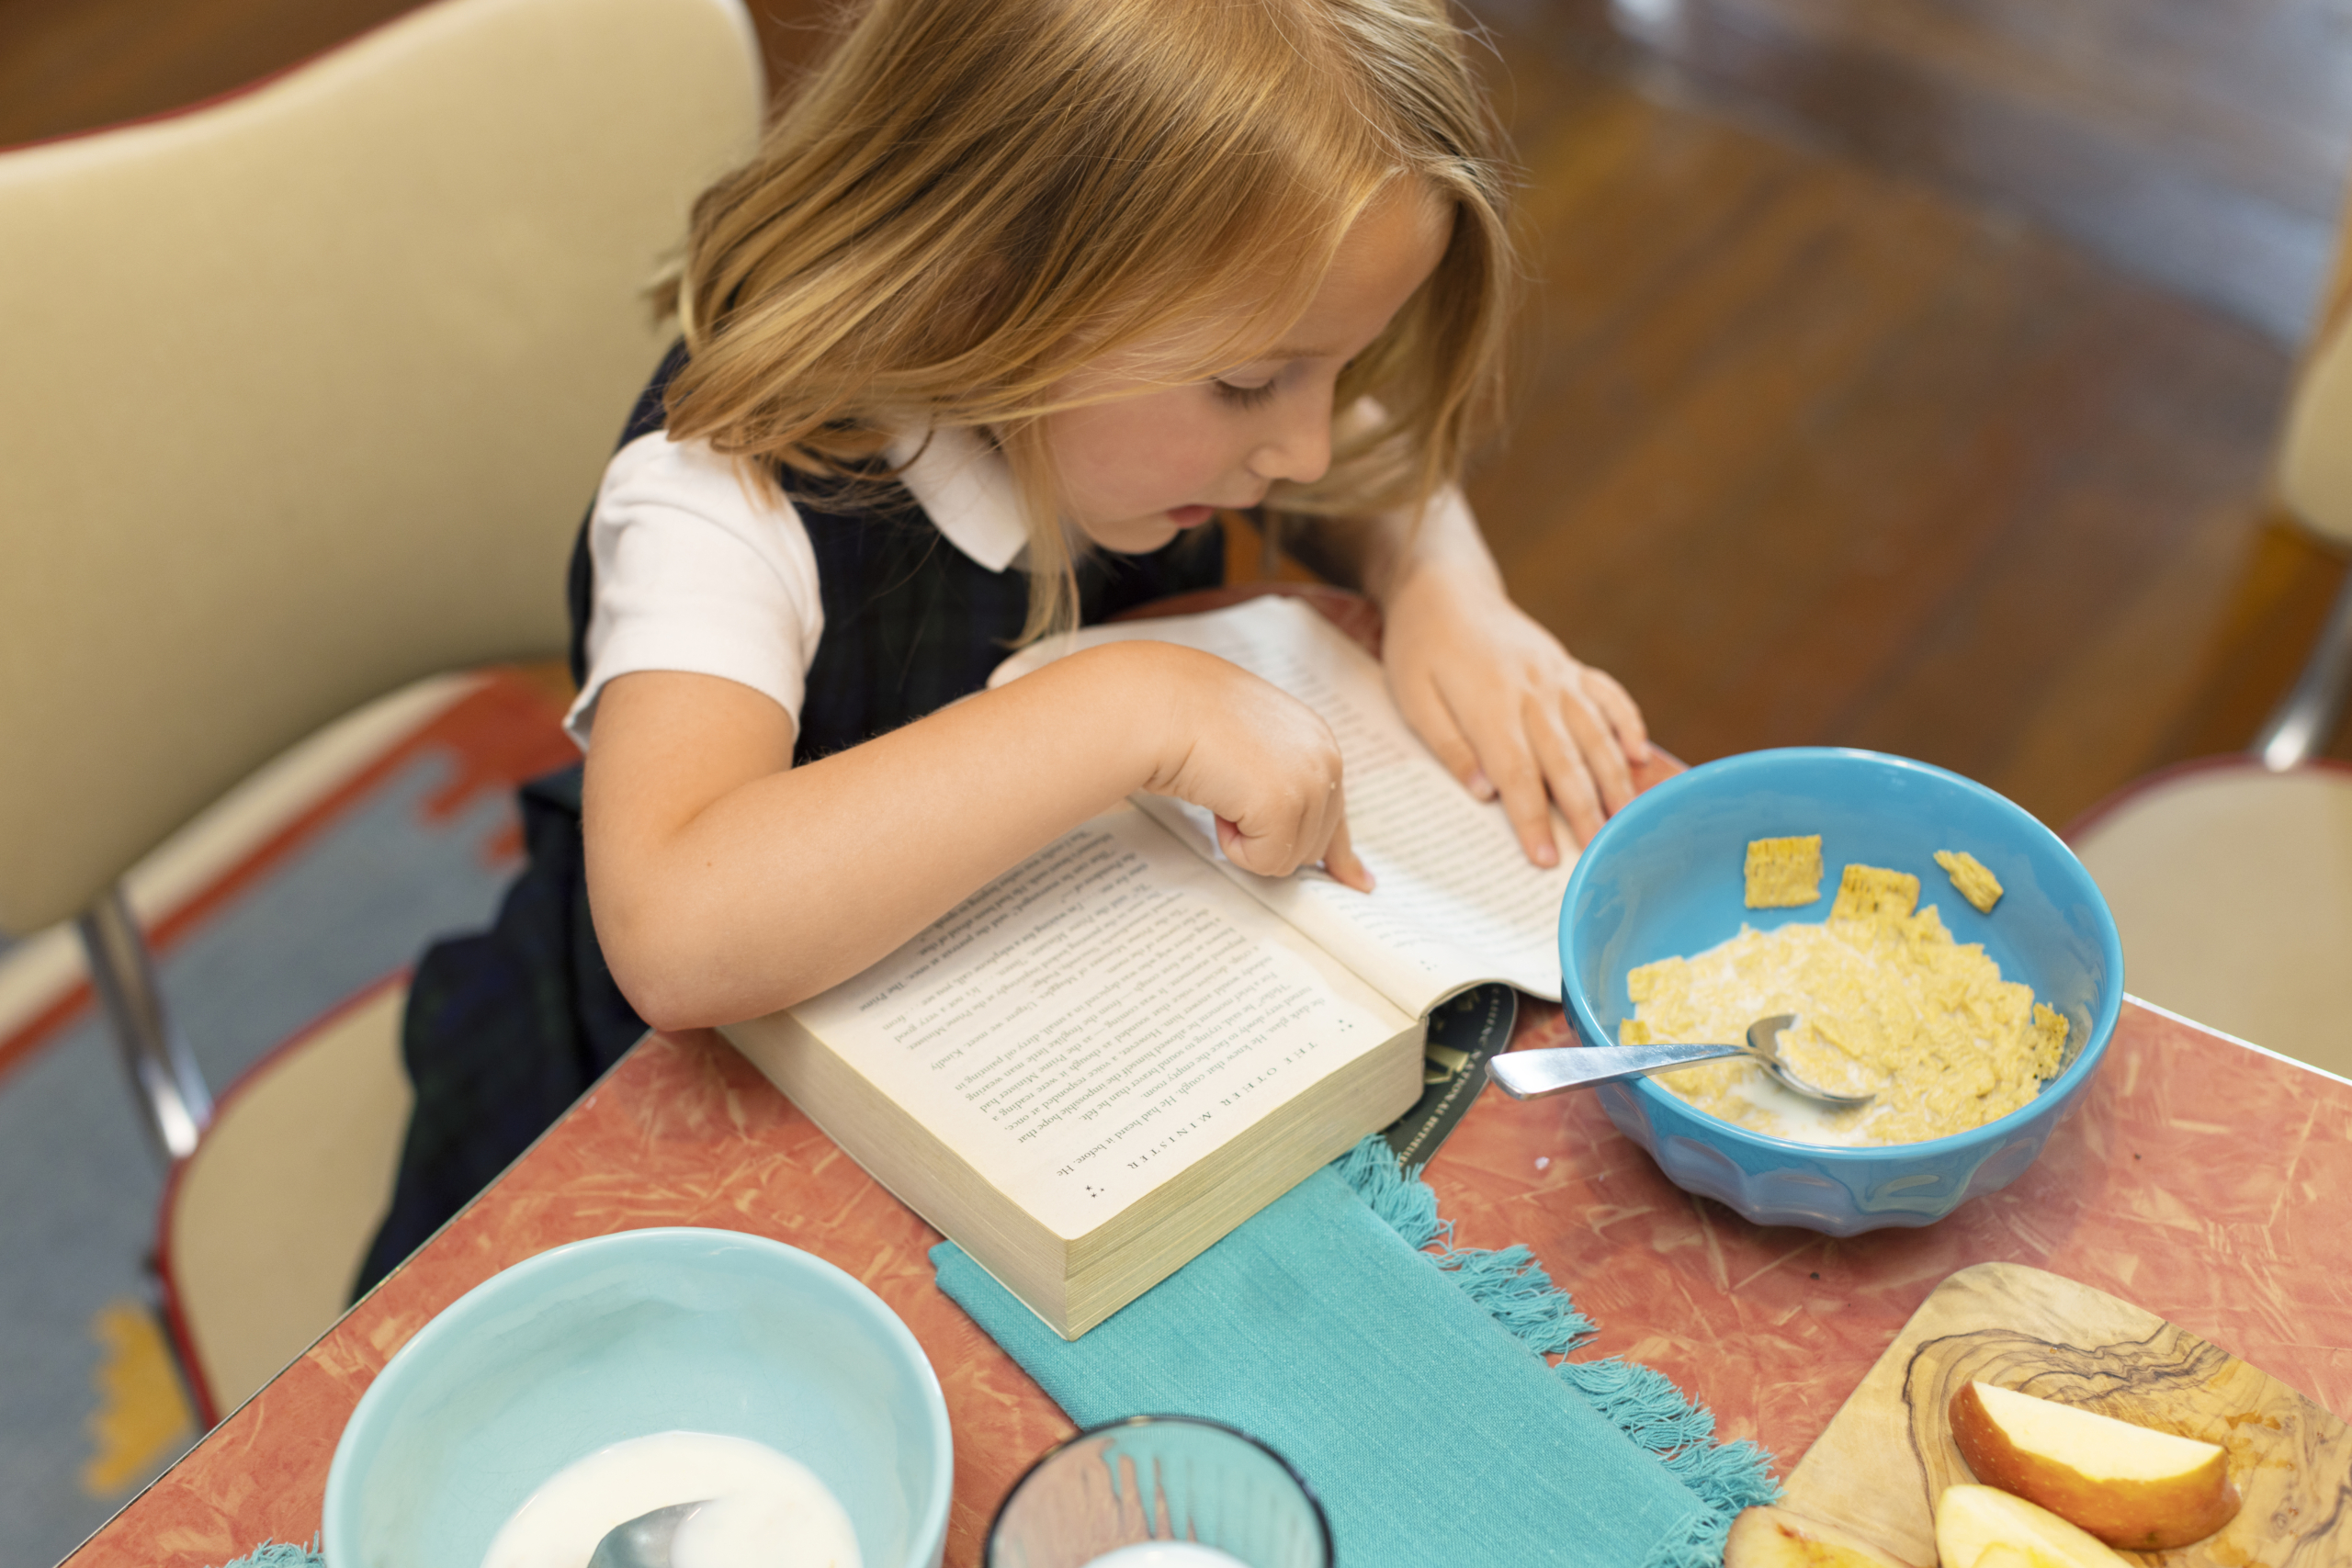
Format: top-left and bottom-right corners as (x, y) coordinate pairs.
(1559, 748), (2122, 1235)
(322, 1227), (952, 1568)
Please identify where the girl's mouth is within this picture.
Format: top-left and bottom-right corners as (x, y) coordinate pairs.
(1166, 504), (1216, 527)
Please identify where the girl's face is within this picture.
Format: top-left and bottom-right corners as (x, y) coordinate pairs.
(1044, 184), (1453, 555)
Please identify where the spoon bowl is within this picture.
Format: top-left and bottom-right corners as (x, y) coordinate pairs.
(1737, 1015), (1874, 1107)
(586, 1502), (703, 1568)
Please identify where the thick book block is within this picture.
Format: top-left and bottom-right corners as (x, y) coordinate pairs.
(725, 598), (1581, 1337)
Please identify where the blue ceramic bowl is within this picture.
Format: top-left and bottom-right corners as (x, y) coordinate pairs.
(322, 1228), (952, 1568)
(1559, 748), (2122, 1234)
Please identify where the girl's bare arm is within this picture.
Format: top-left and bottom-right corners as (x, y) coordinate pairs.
(582, 641), (1365, 1030)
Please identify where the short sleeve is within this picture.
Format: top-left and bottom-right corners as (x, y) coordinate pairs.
(563, 433), (825, 747)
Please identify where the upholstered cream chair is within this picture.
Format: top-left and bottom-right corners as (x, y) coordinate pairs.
(0, 0), (762, 1417)
(2070, 246), (2352, 1079)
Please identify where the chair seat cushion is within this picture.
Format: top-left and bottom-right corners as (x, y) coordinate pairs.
(2071, 761), (2352, 1078)
(162, 977), (413, 1419)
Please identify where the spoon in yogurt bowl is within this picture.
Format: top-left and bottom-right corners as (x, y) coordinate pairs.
(1487, 1013), (1872, 1108)
(585, 1503), (704, 1568)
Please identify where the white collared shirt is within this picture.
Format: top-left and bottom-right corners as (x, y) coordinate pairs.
(563, 425), (1026, 746)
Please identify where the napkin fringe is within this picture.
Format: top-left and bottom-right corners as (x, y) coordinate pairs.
(214, 1540), (322, 1567)
(233, 1146), (1776, 1568)
(1333, 1137), (1781, 1568)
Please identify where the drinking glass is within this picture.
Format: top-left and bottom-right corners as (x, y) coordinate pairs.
(984, 1415), (1332, 1568)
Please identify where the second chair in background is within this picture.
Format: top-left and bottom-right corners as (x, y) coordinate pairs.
(2072, 231), (2352, 1079)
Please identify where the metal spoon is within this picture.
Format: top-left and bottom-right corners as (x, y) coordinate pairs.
(587, 1501), (706, 1568)
(1487, 1013), (1873, 1107)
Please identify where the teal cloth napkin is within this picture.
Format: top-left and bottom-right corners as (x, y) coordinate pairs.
(932, 1142), (1777, 1568)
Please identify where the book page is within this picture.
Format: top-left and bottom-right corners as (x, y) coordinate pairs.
(789, 806), (1408, 1241)
(990, 597), (1572, 1010)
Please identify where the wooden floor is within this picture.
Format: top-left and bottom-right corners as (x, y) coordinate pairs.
(6, 0), (2349, 832)
(1465, 12), (2352, 829)
(1496, 0), (2352, 343)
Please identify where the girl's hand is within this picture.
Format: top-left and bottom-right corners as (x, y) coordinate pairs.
(1381, 559), (1650, 866)
(1140, 647), (1374, 891)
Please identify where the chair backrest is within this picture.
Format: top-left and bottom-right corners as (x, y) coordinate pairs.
(0, 0), (762, 935)
(2278, 216), (2352, 548)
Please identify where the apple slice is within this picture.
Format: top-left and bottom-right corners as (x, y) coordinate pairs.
(1948, 1381), (2241, 1550)
(1935, 1483), (2129, 1568)
(1723, 1504), (1927, 1567)
(1969, 1548), (2048, 1568)
(1970, 1549), (2039, 1568)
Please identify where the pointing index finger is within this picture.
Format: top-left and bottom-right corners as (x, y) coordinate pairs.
(1321, 813), (1374, 893)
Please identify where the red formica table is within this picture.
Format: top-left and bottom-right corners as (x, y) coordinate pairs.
(67, 995), (2352, 1567)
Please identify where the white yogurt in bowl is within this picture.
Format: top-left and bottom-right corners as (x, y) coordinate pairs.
(482, 1431), (862, 1568)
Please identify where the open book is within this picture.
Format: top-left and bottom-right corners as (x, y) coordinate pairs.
(723, 596), (1576, 1337)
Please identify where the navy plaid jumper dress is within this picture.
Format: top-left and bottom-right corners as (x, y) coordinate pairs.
(356, 344), (1225, 1292)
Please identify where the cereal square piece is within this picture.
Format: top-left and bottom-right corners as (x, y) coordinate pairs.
(1626, 957), (1681, 1004)
(1829, 863), (1920, 928)
(1935, 849), (2005, 914)
(2030, 1002), (2070, 1078)
(1618, 1017), (1655, 1045)
(1745, 835), (1825, 908)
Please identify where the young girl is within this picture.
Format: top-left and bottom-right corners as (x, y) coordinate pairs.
(358, 0), (1648, 1288)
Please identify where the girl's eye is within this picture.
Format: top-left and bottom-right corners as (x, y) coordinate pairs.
(1212, 378), (1277, 410)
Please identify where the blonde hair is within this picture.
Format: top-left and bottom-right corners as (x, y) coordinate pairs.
(666, 0), (1515, 641)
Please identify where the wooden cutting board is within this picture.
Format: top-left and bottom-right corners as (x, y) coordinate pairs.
(1781, 1261), (2350, 1566)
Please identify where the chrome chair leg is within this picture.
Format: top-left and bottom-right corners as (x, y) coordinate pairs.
(75, 885), (211, 1162)
(2256, 563), (2352, 772)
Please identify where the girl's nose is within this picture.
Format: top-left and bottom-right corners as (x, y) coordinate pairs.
(1246, 393), (1333, 487)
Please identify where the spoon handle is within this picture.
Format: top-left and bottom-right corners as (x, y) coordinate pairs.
(1487, 1043), (1741, 1099)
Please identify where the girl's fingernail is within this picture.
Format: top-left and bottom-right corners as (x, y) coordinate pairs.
(1535, 842), (1558, 867)
(1468, 770), (1495, 800)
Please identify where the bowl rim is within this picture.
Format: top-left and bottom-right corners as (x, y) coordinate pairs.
(1560, 745), (2125, 1161)
(322, 1224), (953, 1567)
(983, 1414), (1336, 1564)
